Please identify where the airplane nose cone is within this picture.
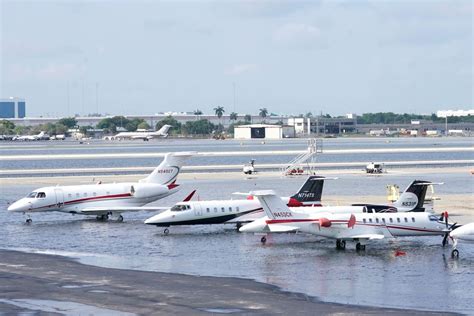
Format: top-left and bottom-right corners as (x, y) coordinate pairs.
(7, 200), (27, 212)
(144, 212), (171, 225)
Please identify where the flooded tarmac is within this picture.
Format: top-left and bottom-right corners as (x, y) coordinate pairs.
(1, 138), (473, 313)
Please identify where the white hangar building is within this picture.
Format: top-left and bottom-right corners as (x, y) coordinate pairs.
(234, 124), (295, 139)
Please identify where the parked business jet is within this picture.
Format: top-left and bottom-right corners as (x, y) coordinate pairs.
(352, 180), (441, 213)
(450, 223), (474, 257)
(7, 152), (193, 223)
(144, 176), (328, 233)
(240, 190), (456, 250)
(13, 131), (48, 141)
(104, 125), (172, 141)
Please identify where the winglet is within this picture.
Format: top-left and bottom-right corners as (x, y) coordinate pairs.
(183, 190), (196, 202)
(348, 214), (356, 229)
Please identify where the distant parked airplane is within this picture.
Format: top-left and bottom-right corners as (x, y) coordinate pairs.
(104, 125), (172, 141)
(8, 152), (193, 223)
(13, 131), (48, 141)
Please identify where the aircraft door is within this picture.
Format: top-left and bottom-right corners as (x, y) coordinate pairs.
(194, 204), (202, 216)
(54, 188), (64, 208)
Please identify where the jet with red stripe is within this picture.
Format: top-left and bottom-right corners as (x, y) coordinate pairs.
(144, 176), (332, 233)
(7, 152), (193, 223)
(239, 190), (457, 250)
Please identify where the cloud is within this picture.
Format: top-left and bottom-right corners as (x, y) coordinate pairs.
(273, 23), (322, 47)
(226, 63), (258, 75)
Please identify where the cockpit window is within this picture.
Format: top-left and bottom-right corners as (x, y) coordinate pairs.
(27, 192), (38, 198)
(37, 192), (46, 198)
(171, 204), (190, 212)
(429, 215), (439, 222)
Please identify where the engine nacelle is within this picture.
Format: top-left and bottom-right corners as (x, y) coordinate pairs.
(319, 218), (332, 228)
(133, 183), (167, 199)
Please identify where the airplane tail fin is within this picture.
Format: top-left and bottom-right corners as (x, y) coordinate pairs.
(141, 152), (193, 184)
(393, 180), (441, 211)
(250, 190), (294, 220)
(157, 124), (172, 136)
(288, 175), (326, 206)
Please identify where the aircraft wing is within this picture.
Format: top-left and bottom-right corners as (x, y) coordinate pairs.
(266, 224), (300, 233)
(80, 206), (169, 215)
(225, 209), (264, 224)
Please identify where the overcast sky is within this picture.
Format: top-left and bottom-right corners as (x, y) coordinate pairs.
(1, 0), (472, 117)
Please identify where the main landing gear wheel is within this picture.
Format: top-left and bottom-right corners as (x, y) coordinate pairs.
(260, 236), (267, 244)
(96, 214), (109, 221)
(163, 228), (170, 235)
(451, 249), (459, 258)
(356, 243), (366, 251)
(336, 239), (346, 250)
(117, 215), (124, 222)
(26, 218), (32, 224)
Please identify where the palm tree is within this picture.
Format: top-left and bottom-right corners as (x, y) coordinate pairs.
(214, 106), (225, 125)
(259, 108), (268, 123)
(244, 114), (252, 123)
(230, 112), (238, 122)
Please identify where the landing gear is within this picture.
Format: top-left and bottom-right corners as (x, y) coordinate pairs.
(260, 236), (267, 244)
(26, 218), (32, 224)
(96, 214), (109, 221)
(163, 228), (170, 235)
(451, 249), (459, 258)
(117, 215), (124, 222)
(336, 239), (346, 250)
(236, 223), (242, 231)
(356, 242), (366, 251)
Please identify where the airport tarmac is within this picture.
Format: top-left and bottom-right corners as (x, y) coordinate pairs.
(0, 249), (458, 315)
(1, 138), (473, 314)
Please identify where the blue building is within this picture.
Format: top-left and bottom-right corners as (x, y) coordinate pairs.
(0, 98), (26, 118)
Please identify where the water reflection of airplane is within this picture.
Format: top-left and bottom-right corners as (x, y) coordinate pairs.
(240, 190), (457, 250)
(7, 152), (193, 223)
(450, 223), (474, 257)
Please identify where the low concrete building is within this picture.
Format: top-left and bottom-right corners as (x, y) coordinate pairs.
(234, 124), (295, 139)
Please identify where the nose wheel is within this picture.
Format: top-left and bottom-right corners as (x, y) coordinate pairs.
(356, 242), (366, 251)
(163, 228), (170, 235)
(26, 218), (32, 224)
(260, 236), (267, 244)
(336, 239), (346, 250)
(117, 215), (124, 222)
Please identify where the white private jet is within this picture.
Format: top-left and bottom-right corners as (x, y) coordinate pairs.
(240, 190), (456, 250)
(352, 180), (442, 213)
(450, 222), (474, 258)
(13, 131), (48, 141)
(104, 125), (172, 141)
(7, 152), (193, 223)
(144, 176), (328, 234)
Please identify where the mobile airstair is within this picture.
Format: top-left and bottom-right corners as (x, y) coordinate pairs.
(282, 138), (323, 176)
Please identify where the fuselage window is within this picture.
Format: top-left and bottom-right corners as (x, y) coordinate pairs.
(236, 207), (240, 212)
(83, 192), (87, 197)
(76, 193), (80, 197)
(363, 218), (366, 223)
(106, 191), (110, 195)
(397, 218), (401, 223)
(68, 193), (72, 198)
(412, 217), (415, 222)
(229, 207), (232, 212)
(389, 218), (393, 223)
(206, 208), (210, 213)
(369, 218), (373, 223)
(221, 207), (225, 212)
(404, 217), (408, 223)
(93, 192), (97, 197)
(375, 218), (379, 223)
(214, 207), (217, 213)
(382, 218), (386, 224)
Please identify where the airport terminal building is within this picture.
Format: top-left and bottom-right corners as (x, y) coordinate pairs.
(0, 98), (26, 118)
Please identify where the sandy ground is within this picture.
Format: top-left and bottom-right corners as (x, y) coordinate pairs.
(0, 250), (459, 315)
